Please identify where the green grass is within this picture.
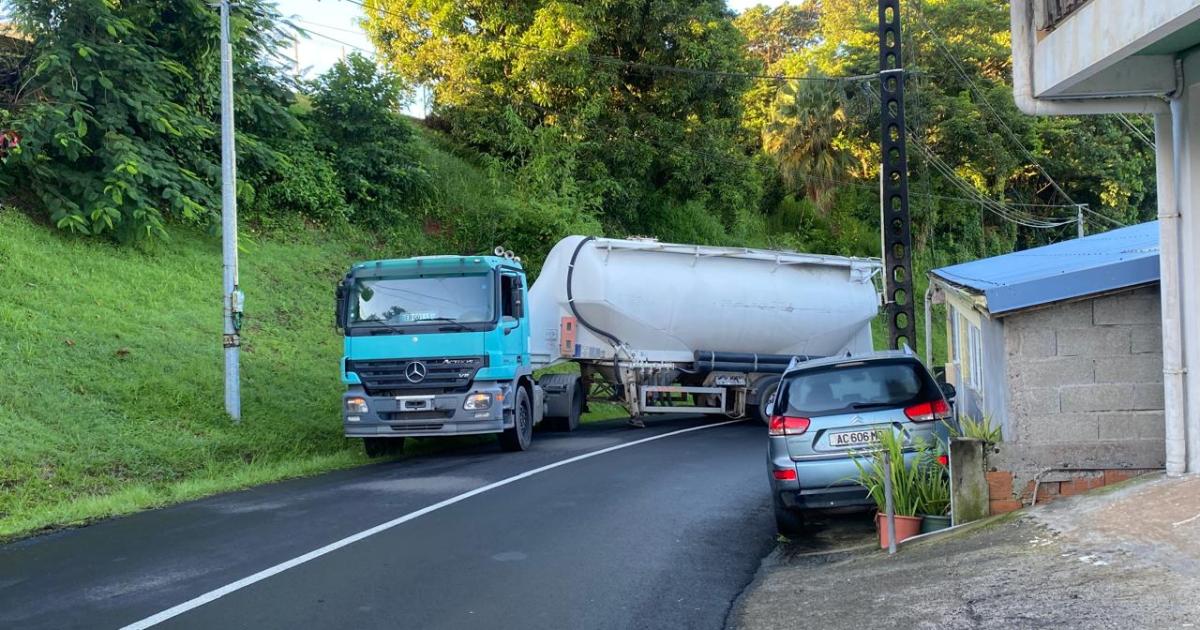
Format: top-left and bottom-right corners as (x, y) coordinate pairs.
(0, 209), (418, 539)
(0, 207), (635, 540)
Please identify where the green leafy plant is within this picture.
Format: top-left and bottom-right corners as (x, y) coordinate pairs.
(951, 415), (1003, 443)
(916, 450), (951, 516)
(850, 431), (924, 517)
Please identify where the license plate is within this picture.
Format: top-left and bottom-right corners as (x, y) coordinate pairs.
(829, 429), (881, 448)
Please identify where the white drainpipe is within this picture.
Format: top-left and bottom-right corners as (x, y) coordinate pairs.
(1010, 0), (1169, 115)
(1157, 112), (1188, 477)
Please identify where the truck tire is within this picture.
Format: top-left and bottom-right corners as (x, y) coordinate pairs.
(363, 437), (404, 458)
(500, 387), (533, 451)
(773, 493), (805, 538)
(549, 382), (584, 432)
(752, 376), (782, 425)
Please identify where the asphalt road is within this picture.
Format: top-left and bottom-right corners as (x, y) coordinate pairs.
(0, 416), (778, 630)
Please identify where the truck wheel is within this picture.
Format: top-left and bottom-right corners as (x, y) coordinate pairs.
(500, 387), (533, 452)
(773, 493), (805, 538)
(550, 382), (584, 432)
(364, 437), (404, 458)
(753, 376), (782, 425)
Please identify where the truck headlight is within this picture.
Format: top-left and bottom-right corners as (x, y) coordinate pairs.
(463, 393), (493, 410)
(345, 397), (369, 414)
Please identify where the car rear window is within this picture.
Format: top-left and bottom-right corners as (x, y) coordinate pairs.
(779, 359), (939, 417)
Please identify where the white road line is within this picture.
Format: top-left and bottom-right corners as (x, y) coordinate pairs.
(120, 419), (745, 629)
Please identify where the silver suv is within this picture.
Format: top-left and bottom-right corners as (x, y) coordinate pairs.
(765, 350), (955, 536)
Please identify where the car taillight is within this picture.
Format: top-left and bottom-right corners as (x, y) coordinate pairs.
(772, 468), (797, 481)
(768, 415), (811, 435)
(904, 399), (951, 422)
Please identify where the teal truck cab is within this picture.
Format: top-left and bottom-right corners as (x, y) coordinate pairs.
(335, 253), (582, 457)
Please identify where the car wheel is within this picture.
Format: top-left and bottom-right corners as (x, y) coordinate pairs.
(500, 387), (533, 451)
(753, 376), (781, 425)
(363, 437), (403, 458)
(773, 492), (805, 538)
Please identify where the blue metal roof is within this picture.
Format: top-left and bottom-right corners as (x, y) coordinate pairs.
(930, 221), (1159, 315)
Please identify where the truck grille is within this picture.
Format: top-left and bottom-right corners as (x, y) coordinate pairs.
(347, 356), (486, 395)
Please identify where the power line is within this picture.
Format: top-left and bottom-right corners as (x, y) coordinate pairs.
(299, 24), (376, 56)
(1116, 113), (1155, 151)
(341, 0), (880, 84)
(913, 7), (1078, 208)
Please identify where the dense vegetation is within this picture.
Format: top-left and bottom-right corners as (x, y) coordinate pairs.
(0, 0), (1158, 536)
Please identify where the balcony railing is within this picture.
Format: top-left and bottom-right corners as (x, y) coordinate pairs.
(1040, 0), (1093, 30)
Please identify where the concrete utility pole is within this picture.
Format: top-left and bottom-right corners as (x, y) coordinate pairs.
(220, 0), (243, 422)
(1076, 204), (1086, 238)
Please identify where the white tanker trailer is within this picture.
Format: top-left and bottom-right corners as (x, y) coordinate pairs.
(528, 236), (881, 424)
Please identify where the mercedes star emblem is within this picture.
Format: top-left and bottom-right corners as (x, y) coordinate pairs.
(405, 361), (428, 383)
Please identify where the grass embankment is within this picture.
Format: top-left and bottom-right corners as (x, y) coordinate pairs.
(0, 208), (623, 540)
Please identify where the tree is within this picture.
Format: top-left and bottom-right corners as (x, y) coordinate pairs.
(362, 0), (763, 239)
(309, 54), (430, 227)
(0, 0), (297, 239)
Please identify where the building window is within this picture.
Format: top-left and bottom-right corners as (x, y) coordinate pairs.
(967, 323), (984, 392)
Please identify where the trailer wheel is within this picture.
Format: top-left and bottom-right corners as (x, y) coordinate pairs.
(363, 437), (404, 458)
(555, 382), (584, 432)
(500, 387), (533, 451)
(752, 376), (782, 425)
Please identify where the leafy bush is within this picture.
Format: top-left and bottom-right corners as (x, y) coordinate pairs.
(951, 415), (1003, 443)
(240, 132), (348, 229)
(309, 54), (431, 227)
(1, 0), (297, 240)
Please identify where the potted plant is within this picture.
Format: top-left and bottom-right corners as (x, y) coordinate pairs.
(852, 431), (924, 548)
(917, 448), (952, 533)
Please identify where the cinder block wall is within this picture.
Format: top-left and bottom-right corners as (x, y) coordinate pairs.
(987, 284), (1165, 514)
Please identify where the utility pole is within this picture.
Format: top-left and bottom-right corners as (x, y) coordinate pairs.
(1076, 204), (1086, 238)
(220, 0), (243, 422)
(878, 0), (916, 350)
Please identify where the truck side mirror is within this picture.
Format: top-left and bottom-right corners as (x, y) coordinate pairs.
(335, 281), (349, 330)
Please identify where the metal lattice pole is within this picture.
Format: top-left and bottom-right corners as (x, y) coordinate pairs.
(879, 0), (916, 351)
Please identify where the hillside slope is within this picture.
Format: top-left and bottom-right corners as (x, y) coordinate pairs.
(0, 209), (397, 538)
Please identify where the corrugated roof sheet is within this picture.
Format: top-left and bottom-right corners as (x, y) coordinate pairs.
(930, 221), (1159, 315)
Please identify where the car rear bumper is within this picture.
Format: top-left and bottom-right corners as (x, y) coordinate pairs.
(768, 449), (923, 510)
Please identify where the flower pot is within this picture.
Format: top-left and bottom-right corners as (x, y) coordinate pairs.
(919, 514), (952, 534)
(876, 513), (923, 549)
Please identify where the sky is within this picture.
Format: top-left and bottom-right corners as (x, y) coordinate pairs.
(276, 0), (784, 116)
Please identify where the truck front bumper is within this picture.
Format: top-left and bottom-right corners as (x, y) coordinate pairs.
(343, 383), (510, 438)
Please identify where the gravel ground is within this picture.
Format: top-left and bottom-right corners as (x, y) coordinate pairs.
(730, 475), (1200, 629)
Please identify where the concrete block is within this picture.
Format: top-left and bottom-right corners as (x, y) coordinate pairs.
(990, 440), (1165, 473)
(1060, 384), (1136, 412)
(1009, 357), (1094, 388)
(1056, 327), (1130, 357)
(950, 438), (989, 524)
(1098, 411), (1165, 440)
(1131, 384), (1164, 410)
(1013, 300), (1093, 330)
(1020, 413), (1098, 442)
(1009, 387), (1060, 417)
(1017, 328), (1057, 358)
(1094, 355), (1164, 384)
(1093, 293), (1160, 326)
(1130, 325), (1163, 354)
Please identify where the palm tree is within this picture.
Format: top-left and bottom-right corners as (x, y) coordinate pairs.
(764, 78), (853, 214)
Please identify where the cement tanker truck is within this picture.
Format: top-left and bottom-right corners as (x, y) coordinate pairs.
(336, 236), (881, 457)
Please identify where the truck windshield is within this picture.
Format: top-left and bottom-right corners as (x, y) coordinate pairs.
(350, 274), (495, 327)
